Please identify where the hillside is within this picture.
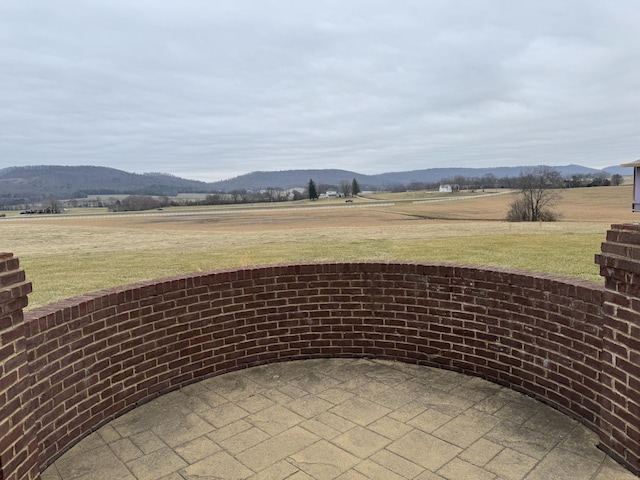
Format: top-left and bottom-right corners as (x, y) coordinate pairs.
(209, 164), (613, 191)
(0, 163), (624, 207)
(0, 165), (213, 205)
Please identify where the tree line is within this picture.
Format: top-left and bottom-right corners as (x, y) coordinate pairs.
(107, 190), (295, 211)
(382, 171), (622, 193)
(25, 168), (624, 220)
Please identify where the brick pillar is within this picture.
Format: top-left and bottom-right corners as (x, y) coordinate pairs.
(0, 253), (38, 480)
(595, 224), (640, 475)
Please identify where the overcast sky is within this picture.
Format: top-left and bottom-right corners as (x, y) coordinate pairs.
(2, 1), (639, 182)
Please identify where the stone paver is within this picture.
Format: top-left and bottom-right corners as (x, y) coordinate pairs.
(41, 358), (639, 480)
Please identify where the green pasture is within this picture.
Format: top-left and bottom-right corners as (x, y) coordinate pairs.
(1, 218), (609, 310)
(1, 185), (635, 309)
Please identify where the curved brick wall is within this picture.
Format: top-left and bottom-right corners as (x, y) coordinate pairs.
(1, 224), (640, 479)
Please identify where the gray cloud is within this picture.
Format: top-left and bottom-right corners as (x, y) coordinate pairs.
(1, 0), (639, 181)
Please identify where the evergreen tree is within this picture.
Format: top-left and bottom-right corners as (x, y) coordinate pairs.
(308, 179), (318, 200)
(351, 178), (361, 197)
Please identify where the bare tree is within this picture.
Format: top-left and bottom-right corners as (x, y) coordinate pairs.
(43, 196), (62, 214)
(507, 166), (563, 222)
(230, 189), (247, 203)
(265, 187), (284, 202)
(339, 180), (352, 198)
(611, 173), (624, 186)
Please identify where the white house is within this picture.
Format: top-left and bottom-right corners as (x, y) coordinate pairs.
(325, 189), (339, 198)
(439, 185), (453, 193)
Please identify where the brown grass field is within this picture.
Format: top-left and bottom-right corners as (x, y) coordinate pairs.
(1, 185), (637, 309)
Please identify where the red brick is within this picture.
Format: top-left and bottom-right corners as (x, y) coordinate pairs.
(4, 246), (640, 478)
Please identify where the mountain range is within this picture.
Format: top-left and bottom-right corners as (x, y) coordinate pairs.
(211, 164), (626, 191)
(0, 164), (629, 206)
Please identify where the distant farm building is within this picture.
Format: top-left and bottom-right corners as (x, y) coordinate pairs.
(439, 184), (460, 193)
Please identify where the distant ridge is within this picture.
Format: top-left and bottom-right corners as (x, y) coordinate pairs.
(0, 165), (212, 204)
(0, 164), (621, 206)
(602, 164), (634, 176)
(208, 164), (614, 191)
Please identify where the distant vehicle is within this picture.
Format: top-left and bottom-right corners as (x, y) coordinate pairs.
(345, 199), (353, 203)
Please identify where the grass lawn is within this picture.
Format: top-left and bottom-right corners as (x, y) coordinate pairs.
(1, 185), (636, 309)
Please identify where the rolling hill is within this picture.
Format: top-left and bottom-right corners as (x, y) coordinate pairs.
(0, 163), (625, 207)
(208, 164), (616, 191)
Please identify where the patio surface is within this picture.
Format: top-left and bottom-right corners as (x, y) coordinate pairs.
(41, 358), (637, 480)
